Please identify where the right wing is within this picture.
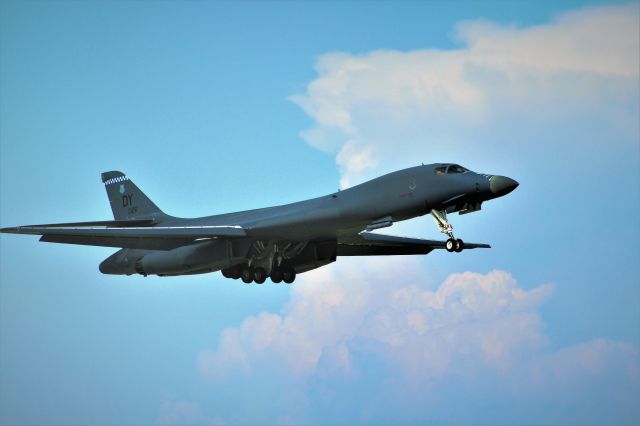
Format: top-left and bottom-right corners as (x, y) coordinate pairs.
(337, 232), (490, 256)
(0, 221), (246, 250)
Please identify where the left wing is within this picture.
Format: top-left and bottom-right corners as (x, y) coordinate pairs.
(337, 232), (490, 256)
(0, 220), (246, 250)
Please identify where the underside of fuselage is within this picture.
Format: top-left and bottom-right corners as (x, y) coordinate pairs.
(99, 238), (339, 284)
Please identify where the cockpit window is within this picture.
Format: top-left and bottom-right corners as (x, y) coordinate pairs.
(434, 166), (446, 175)
(447, 164), (469, 174)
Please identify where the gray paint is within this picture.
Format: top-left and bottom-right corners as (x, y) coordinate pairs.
(1, 163), (518, 283)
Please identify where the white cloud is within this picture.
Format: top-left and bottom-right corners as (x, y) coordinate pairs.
(456, 6), (639, 77)
(289, 4), (639, 187)
(535, 338), (640, 386)
(192, 5), (640, 423)
(199, 258), (554, 379)
(197, 259), (640, 424)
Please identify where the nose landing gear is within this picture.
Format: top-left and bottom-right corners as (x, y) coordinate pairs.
(445, 237), (464, 253)
(431, 210), (465, 253)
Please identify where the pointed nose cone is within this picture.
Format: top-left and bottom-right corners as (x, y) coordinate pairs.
(489, 175), (519, 196)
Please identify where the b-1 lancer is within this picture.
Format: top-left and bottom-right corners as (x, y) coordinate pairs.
(1, 164), (518, 284)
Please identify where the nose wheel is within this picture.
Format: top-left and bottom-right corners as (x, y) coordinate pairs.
(446, 238), (464, 253)
(432, 210), (465, 253)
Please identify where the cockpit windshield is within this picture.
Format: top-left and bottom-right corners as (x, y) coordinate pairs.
(447, 164), (469, 174)
(434, 164), (470, 175)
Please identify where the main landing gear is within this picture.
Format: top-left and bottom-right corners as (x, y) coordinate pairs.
(269, 267), (296, 284)
(222, 265), (296, 284)
(222, 240), (304, 284)
(431, 209), (465, 253)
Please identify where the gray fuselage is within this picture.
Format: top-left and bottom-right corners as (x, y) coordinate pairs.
(168, 164), (493, 241)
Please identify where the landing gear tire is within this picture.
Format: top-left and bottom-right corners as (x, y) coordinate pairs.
(241, 267), (254, 284)
(253, 267), (267, 284)
(446, 238), (456, 252)
(282, 267), (296, 284)
(270, 269), (283, 283)
(222, 267), (240, 279)
(455, 239), (464, 253)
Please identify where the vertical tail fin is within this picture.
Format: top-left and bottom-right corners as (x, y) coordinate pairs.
(101, 171), (166, 221)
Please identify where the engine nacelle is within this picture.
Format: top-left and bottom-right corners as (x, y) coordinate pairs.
(99, 240), (251, 276)
(137, 240), (232, 275)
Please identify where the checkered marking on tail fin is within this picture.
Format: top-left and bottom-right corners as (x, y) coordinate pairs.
(104, 176), (129, 186)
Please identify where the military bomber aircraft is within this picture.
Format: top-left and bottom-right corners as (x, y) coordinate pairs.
(1, 164), (518, 284)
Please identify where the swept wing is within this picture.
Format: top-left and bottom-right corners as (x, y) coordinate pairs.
(1, 221), (245, 250)
(337, 232), (490, 256)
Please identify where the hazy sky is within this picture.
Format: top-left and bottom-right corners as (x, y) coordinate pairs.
(1, 1), (638, 425)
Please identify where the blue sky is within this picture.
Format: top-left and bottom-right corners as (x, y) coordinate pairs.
(1, 1), (638, 425)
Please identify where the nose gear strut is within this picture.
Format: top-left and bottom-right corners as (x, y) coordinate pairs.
(430, 210), (465, 253)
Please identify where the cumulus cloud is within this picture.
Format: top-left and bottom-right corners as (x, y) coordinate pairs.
(199, 259), (554, 380)
(197, 259), (639, 424)
(290, 4), (639, 187)
(191, 5), (640, 424)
